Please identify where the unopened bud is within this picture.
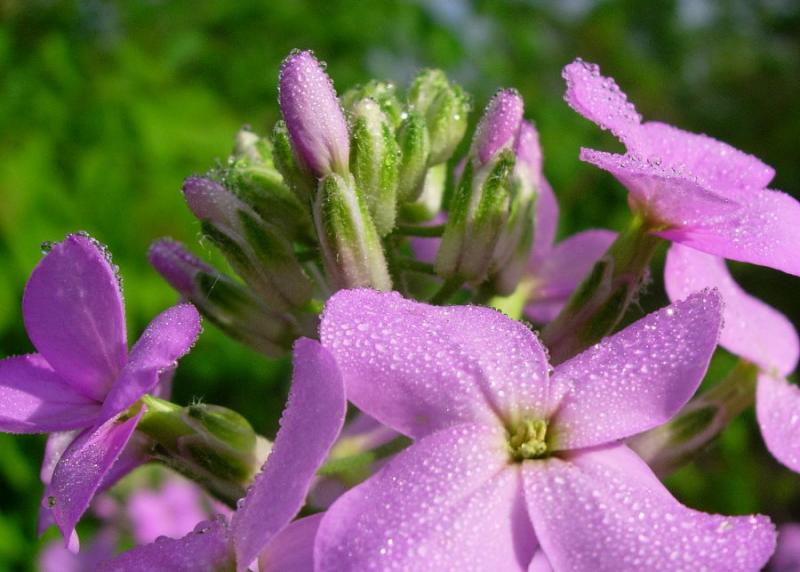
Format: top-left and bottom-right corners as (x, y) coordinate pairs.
(401, 163), (447, 222)
(396, 112), (431, 203)
(350, 98), (400, 236)
(279, 50), (350, 178)
(233, 126), (272, 165)
(272, 120), (316, 204)
(341, 80), (403, 127)
(314, 173), (392, 291)
(148, 239), (300, 357)
(408, 69), (470, 164)
(471, 89), (524, 166)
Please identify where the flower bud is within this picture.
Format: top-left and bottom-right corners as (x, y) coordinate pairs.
(401, 163), (447, 222)
(278, 50), (350, 178)
(148, 239), (300, 357)
(396, 111), (431, 203)
(471, 89), (524, 166)
(341, 80), (403, 127)
(350, 98), (400, 236)
(232, 126), (271, 165)
(314, 172), (392, 291)
(271, 120), (316, 204)
(408, 69), (470, 164)
(182, 177), (312, 311)
(138, 396), (272, 506)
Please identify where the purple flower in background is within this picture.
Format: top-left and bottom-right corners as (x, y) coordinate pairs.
(563, 58), (800, 276)
(315, 289), (776, 571)
(98, 338), (346, 572)
(665, 244), (800, 473)
(39, 528), (117, 572)
(0, 234), (201, 548)
(770, 524), (800, 572)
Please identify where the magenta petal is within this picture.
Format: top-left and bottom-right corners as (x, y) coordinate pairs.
(524, 445), (776, 571)
(550, 290), (722, 450)
(97, 516), (233, 572)
(581, 148), (741, 227)
(756, 373), (800, 473)
(530, 180), (559, 265)
(99, 304), (201, 423)
(23, 235), (127, 401)
(258, 514), (323, 572)
(562, 59), (642, 147)
(665, 244), (799, 375)
(639, 122), (774, 192)
(0, 355), (100, 433)
(47, 410), (144, 543)
(321, 290), (552, 438)
(526, 230), (616, 324)
(315, 423), (534, 571)
(658, 188), (800, 277)
(232, 339), (346, 571)
(772, 524), (800, 572)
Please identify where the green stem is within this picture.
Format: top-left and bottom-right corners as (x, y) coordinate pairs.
(429, 276), (464, 304)
(396, 258), (437, 275)
(395, 223), (446, 237)
(541, 215), (663, 365)
(629, 360), (759, 477)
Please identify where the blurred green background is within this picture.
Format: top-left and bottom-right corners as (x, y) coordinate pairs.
(1, 0), (799, 568)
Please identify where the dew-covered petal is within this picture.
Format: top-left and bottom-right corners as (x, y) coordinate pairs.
(529, 551), (554, 572)
(99, 304), (201, 423)
(756, 373), (800, 473)
(96, 516), (234, 572)
(550, 290), (722, 450)
(46, 411), (144, 544)
(771, 524), (800, 572)
(232, 339), (346, 571)
(526, 230), (615, 324)
(320, 289), (552, 438)
(0, 355), (100, 433)
(562, 59), (642, 147)
(665, 244), (799, 375)
(23, 234), (127, 401)
(581, 149), (741, 227)
(530, 180), (559, 266)
(657, 188), (800, 277)
(638, 122), (774, 193)
(315, 423), (534, 571)
(258, 514), (322, 572)
(523, 444), (776, 572)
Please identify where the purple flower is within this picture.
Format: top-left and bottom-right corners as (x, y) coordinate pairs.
(771, 524), (800, 572)
(563, 58), (800, 276)
(279, 50), (350, 178)
(0, 234), (201, 547)
(665, 244), (800, 473)
(98, 338), (346, 572)
(471, 88), (524, 166)
(314, 289), (776, 570)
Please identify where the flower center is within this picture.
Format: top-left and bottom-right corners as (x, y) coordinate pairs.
(507, 418), (550, 462)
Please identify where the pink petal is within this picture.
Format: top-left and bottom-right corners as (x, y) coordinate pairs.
(96, 516), (234, 572)
(46, 410), (144, 544)
(0, 355), (100, 433)
(756, 373), (800, 473)
(523, 445), (776, 571)
(657, 188), (800, 277)
(232, 339), (346, 571)
(315, 423), (535, 571)
(320, 290), (552, 438)
(23, 235), (127, 401)
(550, 289), (722, 450)
(562, 59), (642, 148)
(258, 514), (322, 572)
(581, 148), (741, 227)
(99, 304), (201, 423)
(772, 524), (800, 572)
(529, 551), (554, 572)
(530, 180), (559, 265)
(526, 229), (616, 324)
(665, 244), (799, 375)
(129, 477), (210, 544)
(639, 122), (774, 192)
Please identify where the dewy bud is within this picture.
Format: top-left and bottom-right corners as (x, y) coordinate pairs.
(401, 163), (446, 222)
(233, 126), (271, 165)
(272, 120), (316, 204)
(471, 88), (524, 167)
(408, 69), (470, 164)
(314, 172), (392, 291)
(396, 111), (431, 203)
(350, 98), (400, 236)
(279, 50), (350, 178)
(148, 239), (301, 357)
(341, 80), (403, 127)
(182, 177), (312, 311)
